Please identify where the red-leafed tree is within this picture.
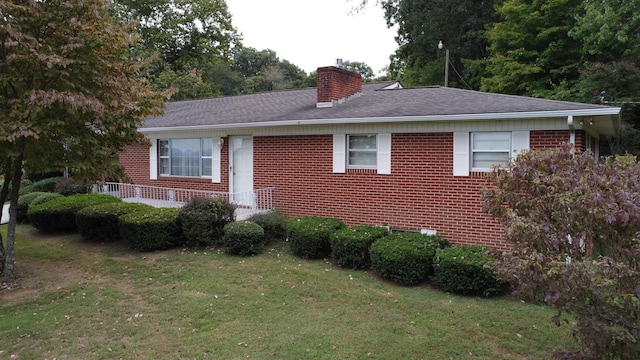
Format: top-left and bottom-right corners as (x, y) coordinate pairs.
(0, 0), (164, 281)
(482, 144), (640, 359)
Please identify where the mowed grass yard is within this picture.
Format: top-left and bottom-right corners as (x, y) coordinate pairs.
(0, 224), (573, 359)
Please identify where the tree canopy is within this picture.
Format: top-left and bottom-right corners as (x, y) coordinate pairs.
(0, 0), (164, 280)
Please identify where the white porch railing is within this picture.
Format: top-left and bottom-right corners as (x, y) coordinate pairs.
(93, 182), (275, 212)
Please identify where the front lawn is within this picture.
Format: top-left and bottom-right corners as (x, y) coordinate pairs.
(0, 225), (572, 359)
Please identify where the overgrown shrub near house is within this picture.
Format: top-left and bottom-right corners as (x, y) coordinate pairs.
(330, 225), (389, 269)
(77, 202), (153, 242)
(118, 207), (182, 251)
(28, 193), (121, 233)
(432, 245), (507, 297)
(18, 177), (63, 195)
(177, 196), (235, 246)
(287, 217), (346, 259)
(16, 192), (51, 223)
(223, 221), (265, 256)
(245, 209), (287, 244)
(55, 177), (91, 196)
(370, 232), (449, 286)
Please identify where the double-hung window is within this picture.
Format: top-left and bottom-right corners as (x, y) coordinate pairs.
(347, 134), (377, 168)
(470, 132), (511, 171)
(158, 139), (213, 177)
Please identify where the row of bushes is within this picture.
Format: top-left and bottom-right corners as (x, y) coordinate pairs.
(23, 190), (286, 254)
(18, 178), (505, 296)
(286, 216), (507, 296)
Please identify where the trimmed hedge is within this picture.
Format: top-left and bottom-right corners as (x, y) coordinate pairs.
(330, 225), (389, 269)
(16, 192), (52, 223)
(223, 221), (265, 256)
(18, 177), (63, 195)
(432, 245), (507, 297)
(370, 232), (449, 286)
(245, 209), (287, 244)
(118, 207), (182, 251)
(177, 196), (236, 246)
(27, 193), (121, 233)
(30, 192), (63, 206)
(76, 202), (153, 242)
(287, 217), (346, 259)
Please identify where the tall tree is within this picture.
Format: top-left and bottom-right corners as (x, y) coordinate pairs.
(113, 0), (241, 99)
(481, 0), (583, 97)
(231, 47), (307, 93)
(568, 0), (640, 155)
(380, 0), (495, 88)
(0, 0), (164, 281)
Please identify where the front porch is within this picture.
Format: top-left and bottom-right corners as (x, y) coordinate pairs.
(93, 182), (275, 220)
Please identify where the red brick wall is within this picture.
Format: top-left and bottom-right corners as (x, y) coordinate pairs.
(253, 134), (508, 250)
(316, 66), (362, 103)
(530, 129), (586, 152)
(119, 129), (578, 251)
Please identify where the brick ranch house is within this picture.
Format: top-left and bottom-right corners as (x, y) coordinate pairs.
(118, 66), (621, 251)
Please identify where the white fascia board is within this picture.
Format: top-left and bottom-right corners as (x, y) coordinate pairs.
(139, 107), (621, 134)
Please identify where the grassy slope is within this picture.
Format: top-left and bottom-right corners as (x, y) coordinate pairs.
(0, 225), (572, 359)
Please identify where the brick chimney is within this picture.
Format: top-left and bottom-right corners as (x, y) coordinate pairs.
(316, 65), (363, 108)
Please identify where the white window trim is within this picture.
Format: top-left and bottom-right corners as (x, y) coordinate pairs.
(333, 133), (392, 174)
(347, 134), (378, 169)
(149, 139), (158, 180)
(470, 132), (512, 172)
(453, 130), (530, 176)
(152, 138), (221, 183)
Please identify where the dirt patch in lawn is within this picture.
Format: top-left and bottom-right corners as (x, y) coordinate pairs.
(0, 259), (90, 306)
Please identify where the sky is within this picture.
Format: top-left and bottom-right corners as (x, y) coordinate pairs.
(225, 0), (399, 75)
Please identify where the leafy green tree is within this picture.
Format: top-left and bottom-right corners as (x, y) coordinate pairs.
(569, 0), (640, 64)
(0, 0), (163, 281)
(232, 47), (307, 93)
(483, 145), (640, 359)
(481, 0), (583, 97)
(343, 60), (374, 82)
(113, 0), (240, 99)
(568, 0), (640, 155)
(379, 0), (495, 87)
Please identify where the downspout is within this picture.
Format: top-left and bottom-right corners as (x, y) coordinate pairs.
(567, 115), (576, 146)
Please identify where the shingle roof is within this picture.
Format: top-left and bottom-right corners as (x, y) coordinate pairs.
(142, 82), (619, 129)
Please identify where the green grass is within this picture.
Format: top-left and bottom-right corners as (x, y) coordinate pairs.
(0, 225), (573, 359)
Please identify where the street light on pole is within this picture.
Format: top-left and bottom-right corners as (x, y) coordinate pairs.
(438, 40), (449, 87)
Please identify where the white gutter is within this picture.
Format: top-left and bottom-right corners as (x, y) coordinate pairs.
(139, 107), (622, 133)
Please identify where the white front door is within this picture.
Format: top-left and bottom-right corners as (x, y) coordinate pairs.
(229, 136), (254, 206)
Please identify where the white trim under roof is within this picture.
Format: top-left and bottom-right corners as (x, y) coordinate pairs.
(139, 108), (621, 133)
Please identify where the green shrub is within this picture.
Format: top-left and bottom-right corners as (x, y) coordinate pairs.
(18, 177), (63, 195)
(177, 196), (236, 246)
(432, 245), (507, 297)
(30, 192), (64, 206)
(28, 193), (121, 233)
(370, 232), (449, 286)
(330, 225), (389, 269)
(118, 207), (182, 251)
(76, 202), (153, 242)
(16, 192), (51, 223)
(223, 221), (265, 256)
(245, 209), (287, 244)
(287, 217), (346, 259)
(55, 177), (91, 196)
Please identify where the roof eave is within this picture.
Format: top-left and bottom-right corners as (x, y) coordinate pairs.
(139, 107), (622, 134)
